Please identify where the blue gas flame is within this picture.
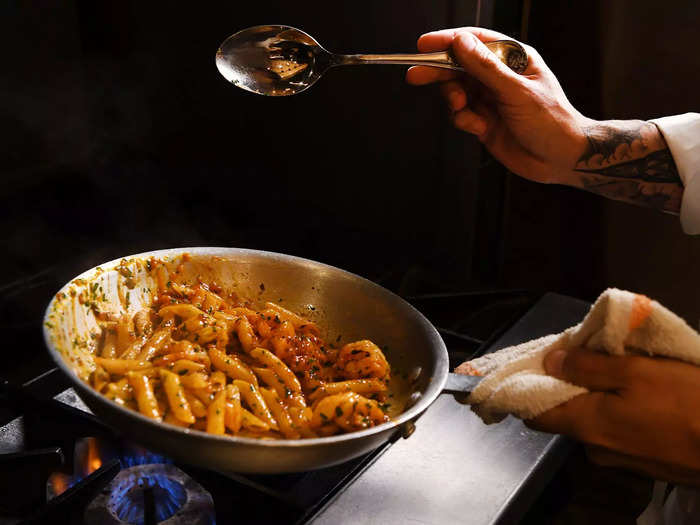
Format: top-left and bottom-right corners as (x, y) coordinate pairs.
(111, 471), (187, 525)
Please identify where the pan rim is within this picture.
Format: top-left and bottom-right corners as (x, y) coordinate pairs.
(43, 246), (449, 449)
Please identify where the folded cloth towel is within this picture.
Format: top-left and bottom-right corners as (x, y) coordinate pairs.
(455, 288), (700, 424)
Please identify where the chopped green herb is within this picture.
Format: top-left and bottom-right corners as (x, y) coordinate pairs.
(335, 406), (343, 417)
(177, 369), (188, 376)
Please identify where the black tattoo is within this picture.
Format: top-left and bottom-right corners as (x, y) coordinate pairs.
(580, 176), (680, 213)
(574, 122), (682, 213)
(578, 122), (645, 165)
(575, 149), (680, 183)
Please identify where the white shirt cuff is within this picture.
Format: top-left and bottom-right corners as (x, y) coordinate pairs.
(650, 113), (700, 234)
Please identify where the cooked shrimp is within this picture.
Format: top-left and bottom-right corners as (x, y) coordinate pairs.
(336, 340), (390, 382)
(311, 392), (388, 432)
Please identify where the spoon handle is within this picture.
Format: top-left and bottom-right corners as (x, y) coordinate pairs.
(336, 40), (528, 74)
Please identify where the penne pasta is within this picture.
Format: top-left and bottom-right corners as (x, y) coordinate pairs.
(260, 387), (300, 439)
(249, 347), (302, 394)
(308, 379), (387, 402)
(208, 348), (258, 385)
(100, 325), (118, 358)
(115, 316), (134, 354)
(179, 371), (210, 390)
(152, 350), (210, 369)
(105, 378), (132, 401)
(233, 379), (278, 430)
(251, 366), (286, 399)
(118, 334), (148, 360)
(224, 384), (242, 433)
(160, 369), (195, 424)
(171, 359), (206, 375)
(289, 407), (316, 438)
(240, 407), (270, 432)
(95, 357), (151, 375)
(210, 370), (227, 391)
(206, 389), (226, 434)
(158, 303), (204, 320)
(184, 391), (208, 418)
(126, 371), (161, 421)
(136, 327), (171, 361)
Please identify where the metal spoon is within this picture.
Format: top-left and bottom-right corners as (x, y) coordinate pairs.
(215, 25), (528, 96)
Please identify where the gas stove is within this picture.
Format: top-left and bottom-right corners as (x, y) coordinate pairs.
(0, 291), (590, 525)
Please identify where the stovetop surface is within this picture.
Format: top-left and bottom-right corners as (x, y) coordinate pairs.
(0, 291), (590, 525)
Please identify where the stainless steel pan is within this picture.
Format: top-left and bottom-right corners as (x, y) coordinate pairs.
(43, 248), (479, 474)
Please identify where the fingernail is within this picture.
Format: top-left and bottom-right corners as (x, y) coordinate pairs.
(544, 350), (567, 377)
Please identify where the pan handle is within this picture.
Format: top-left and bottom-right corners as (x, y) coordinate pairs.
(397, 373), (483, 440)
(442, 373), (483, 404)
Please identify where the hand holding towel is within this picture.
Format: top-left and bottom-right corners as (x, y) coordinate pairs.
(456, 288), (700, 423)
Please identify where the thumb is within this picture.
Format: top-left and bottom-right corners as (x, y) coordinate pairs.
(451, 30), (523, 97)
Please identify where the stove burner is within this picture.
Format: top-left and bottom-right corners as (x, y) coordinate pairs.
(85, 463), (215, 525)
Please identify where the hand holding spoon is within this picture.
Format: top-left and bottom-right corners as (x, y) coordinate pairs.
(215, 25), (528, 96)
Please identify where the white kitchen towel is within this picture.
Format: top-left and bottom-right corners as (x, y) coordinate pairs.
(456, 288), (700, 423)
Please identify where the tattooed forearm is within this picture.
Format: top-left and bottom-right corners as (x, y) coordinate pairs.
(572, 120), (682, 213)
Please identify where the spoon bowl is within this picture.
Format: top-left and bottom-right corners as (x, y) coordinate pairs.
(216, 25), (329, 96)
(216, 25), (528, 96)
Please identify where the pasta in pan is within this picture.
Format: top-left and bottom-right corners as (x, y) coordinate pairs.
(89, 256), (394, 439)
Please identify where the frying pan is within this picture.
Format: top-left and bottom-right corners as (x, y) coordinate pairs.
(43, 248), (480, 474)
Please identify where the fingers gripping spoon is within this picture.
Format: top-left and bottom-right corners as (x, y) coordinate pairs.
(215, 25), (528, 96)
